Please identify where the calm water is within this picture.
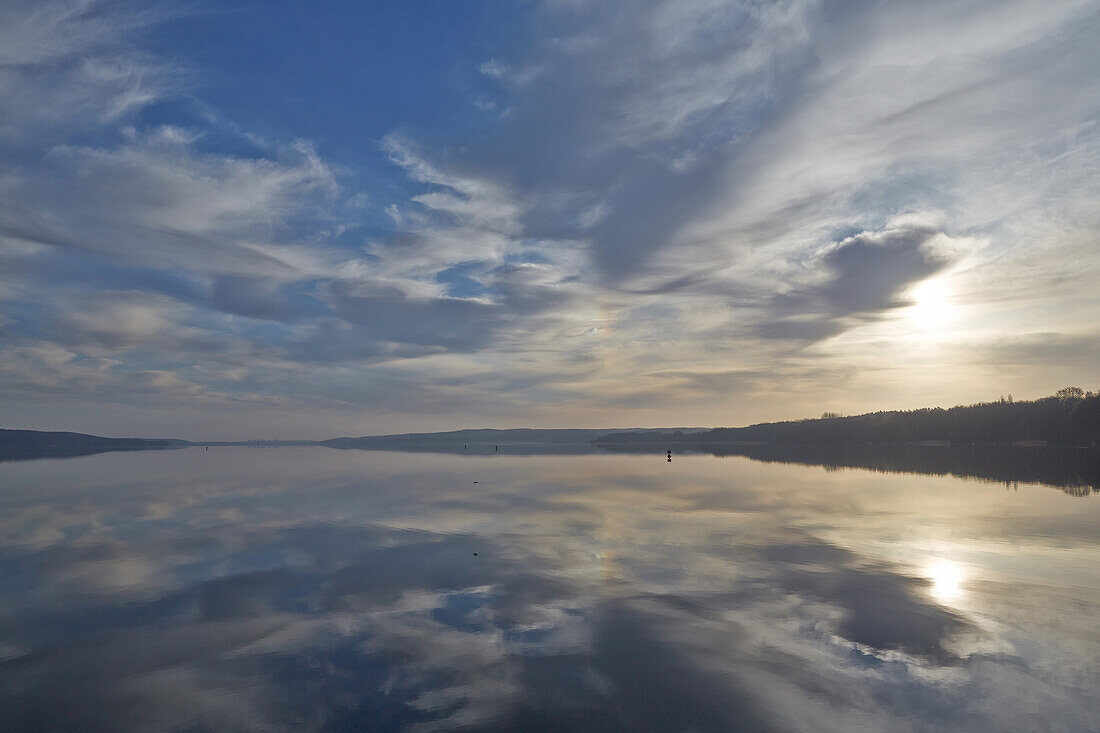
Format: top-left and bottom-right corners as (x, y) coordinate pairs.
(1, 447), (1098, 732)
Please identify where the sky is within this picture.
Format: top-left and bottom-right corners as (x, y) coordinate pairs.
(1, 0), (1098, 440)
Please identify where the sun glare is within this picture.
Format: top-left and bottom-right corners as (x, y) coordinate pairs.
(907, 278), (955, 328)
(927, 560), (965, 601)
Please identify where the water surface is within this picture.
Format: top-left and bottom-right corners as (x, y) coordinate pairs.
(1, 448), (1097, 731)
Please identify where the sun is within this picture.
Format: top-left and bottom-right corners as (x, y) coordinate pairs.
(906, 278), (955, 327)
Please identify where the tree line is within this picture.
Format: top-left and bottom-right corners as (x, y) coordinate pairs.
(701, 388), (1100, 447)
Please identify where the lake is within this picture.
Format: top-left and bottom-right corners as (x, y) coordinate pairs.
(1, 447), (1097, 731)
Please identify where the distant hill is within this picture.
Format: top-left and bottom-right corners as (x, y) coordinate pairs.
(201, 440), (320, 447)
(595, 389), (1100, 448)
(8, 389), (1097, 461)
(589, 429), (705, 446)
(323, 427), (706, 451)
(0, 429), (190, 461)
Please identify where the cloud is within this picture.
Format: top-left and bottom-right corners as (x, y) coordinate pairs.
(210, 275), (321, 323)
(815, 226), (952, 315)
(0, 0), (1098, 434)
(0, 0), (172, 140)
(11, 133), (339, 275)
(756, 221), (958, 341)
(327, 281), (501, 351)
(55, 291), (186, 349)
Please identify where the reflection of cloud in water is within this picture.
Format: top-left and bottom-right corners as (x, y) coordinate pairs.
(0, 448), (1097, 731)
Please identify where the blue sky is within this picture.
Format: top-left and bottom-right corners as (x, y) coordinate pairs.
(1, 0), (1098, 439)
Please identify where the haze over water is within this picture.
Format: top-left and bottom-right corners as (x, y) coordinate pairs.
(1, 447), (1096, 731)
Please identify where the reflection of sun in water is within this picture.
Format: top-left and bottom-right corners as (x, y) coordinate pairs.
(927, 560), (964, 601)
(907, 278), (954, 328)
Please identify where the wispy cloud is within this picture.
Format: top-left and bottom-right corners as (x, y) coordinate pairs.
(0, 0), (1097, 436)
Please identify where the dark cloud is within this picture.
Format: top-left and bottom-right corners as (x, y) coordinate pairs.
(757, 224), (954, 341)
(327, 281), (502, 351)
(490, 262), (576, 315)
(816, 226), (951, 314)
(210, 275), (325, 323)
(283, 321), (437, 364)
